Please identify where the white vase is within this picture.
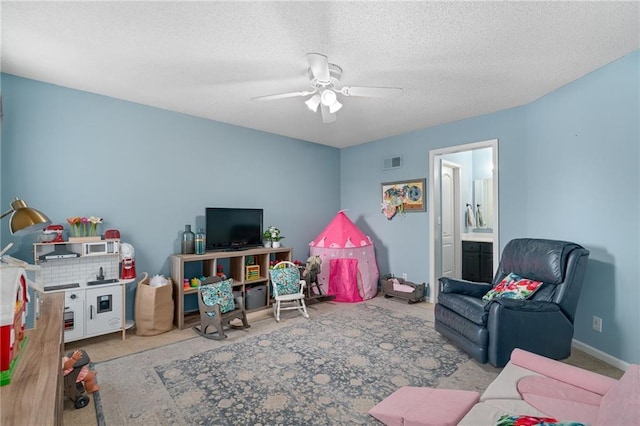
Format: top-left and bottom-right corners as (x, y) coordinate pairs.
(272, 241), (281, 248)
(263, 241), (272, 248)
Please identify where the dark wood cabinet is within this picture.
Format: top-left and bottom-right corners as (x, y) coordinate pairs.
(462, 241), (493, 283)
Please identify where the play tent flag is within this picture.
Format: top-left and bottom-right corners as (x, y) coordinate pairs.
(310, 211), (379, 302)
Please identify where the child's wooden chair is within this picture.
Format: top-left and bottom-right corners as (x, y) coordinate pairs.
(192, 276), (250, 340)
(270, 261), (309, 322)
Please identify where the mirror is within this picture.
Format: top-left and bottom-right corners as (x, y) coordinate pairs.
(473, 179), (493, 231)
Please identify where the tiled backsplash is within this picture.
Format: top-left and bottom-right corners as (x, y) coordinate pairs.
(38, 256), (119, 286)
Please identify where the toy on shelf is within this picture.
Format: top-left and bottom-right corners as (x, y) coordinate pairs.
(246, 265), (260, 281)
(38, 224), (64, 243)
(216, 265), (226, 280)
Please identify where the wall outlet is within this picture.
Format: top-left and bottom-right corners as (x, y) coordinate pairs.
(402, 273), (408, 280)
(592, 316), (602, 332)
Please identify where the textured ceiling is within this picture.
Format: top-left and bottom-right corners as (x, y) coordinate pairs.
(1, 1), (638, 148)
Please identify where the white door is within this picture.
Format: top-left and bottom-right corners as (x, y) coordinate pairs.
(441, 162), (459, 279)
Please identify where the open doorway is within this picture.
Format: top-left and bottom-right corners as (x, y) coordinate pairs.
(428, 139), (499, 303)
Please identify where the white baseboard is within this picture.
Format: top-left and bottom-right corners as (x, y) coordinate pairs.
(572, 338), (630, 371)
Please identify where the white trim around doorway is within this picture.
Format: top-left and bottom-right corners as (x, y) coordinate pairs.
(428, 139), (499, 303)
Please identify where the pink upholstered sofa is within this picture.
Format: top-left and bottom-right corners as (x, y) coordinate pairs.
(458, 348), (639, 425)
(369, 348), (639, 425)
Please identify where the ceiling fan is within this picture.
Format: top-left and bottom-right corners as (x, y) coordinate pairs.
(252, 53), (403, 123)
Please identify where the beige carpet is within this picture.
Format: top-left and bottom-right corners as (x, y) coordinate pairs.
(62, 295), (623, 425)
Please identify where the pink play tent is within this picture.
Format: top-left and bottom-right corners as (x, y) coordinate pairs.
(309, 211), (379, 302)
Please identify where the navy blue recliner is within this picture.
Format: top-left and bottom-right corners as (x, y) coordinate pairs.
(435, 238), (590, 368)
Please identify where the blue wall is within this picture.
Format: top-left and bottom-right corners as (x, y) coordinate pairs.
(523, 51), (639, 364)
(340, 51), (639, 364)
(340, 106), (526, 292)
(0, 74), (340, 275)
(2, 50), (638, 364)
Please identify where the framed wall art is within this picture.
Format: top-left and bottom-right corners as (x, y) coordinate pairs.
(381, 178), (426, 220)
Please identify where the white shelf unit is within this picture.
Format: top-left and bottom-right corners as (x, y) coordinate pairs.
(170, 247), (292, 329)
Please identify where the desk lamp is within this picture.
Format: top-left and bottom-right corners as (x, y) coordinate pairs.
(0, 198), (51, 235)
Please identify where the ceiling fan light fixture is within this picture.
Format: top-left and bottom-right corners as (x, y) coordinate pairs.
(253, 53), (403, 123)
(320, 89), (338, 107)
(305, 94), (321, 112)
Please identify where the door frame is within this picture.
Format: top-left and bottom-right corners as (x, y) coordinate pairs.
(428, 139), (499, 303)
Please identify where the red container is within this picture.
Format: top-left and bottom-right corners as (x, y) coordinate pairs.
(104, 229), (120, 239)
(120, 258), (136, 279)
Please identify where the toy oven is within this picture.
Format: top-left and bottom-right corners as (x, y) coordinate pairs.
(63, 290), (85, 342)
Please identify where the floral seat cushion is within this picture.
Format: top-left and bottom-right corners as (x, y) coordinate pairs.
(200, 278), (235, 315)
(270, 267), (300, 295)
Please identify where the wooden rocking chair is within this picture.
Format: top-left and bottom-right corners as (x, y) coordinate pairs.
(192, 276), (250, 340)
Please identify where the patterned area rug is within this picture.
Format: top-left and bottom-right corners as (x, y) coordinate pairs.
(92, 367), (106, 426)
(96, 299), (481, 425)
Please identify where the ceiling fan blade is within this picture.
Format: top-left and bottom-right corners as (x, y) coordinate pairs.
(320, 105), (336, 123)
(251, 90), (314, 101)
(306, 53), (331, 84)
(339, 86), (404, 98)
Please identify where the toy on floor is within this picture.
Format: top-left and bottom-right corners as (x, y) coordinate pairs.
(62, 349), (98, 409)
(302, 255), (323, 296)
(380, 275), (426, 304)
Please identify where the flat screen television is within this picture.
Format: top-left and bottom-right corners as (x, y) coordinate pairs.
(205, 208), (263, 251)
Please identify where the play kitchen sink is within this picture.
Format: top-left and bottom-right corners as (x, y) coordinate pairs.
(86, 266), (118, 285)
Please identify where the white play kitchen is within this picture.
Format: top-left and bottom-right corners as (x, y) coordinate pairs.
(33, 239), (135, 342)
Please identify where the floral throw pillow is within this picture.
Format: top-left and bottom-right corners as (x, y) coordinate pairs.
(482, 272), (543, 302)
(270, 267), (300, 295)
(200, 278), (235, 315)
(496, 414), (587, 426)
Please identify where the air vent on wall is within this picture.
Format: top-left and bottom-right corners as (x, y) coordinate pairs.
(383, 156), (402, 170)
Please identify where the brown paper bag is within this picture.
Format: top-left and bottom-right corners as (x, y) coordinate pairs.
(134, 272), (174, 336)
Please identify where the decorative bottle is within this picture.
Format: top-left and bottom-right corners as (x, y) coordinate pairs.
(181, 225), (195, 254)
(195, 228), (206, 255)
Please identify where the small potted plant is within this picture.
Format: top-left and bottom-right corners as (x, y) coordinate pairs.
(262, 230), (272, 248)
(263, 225), (285, 248)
